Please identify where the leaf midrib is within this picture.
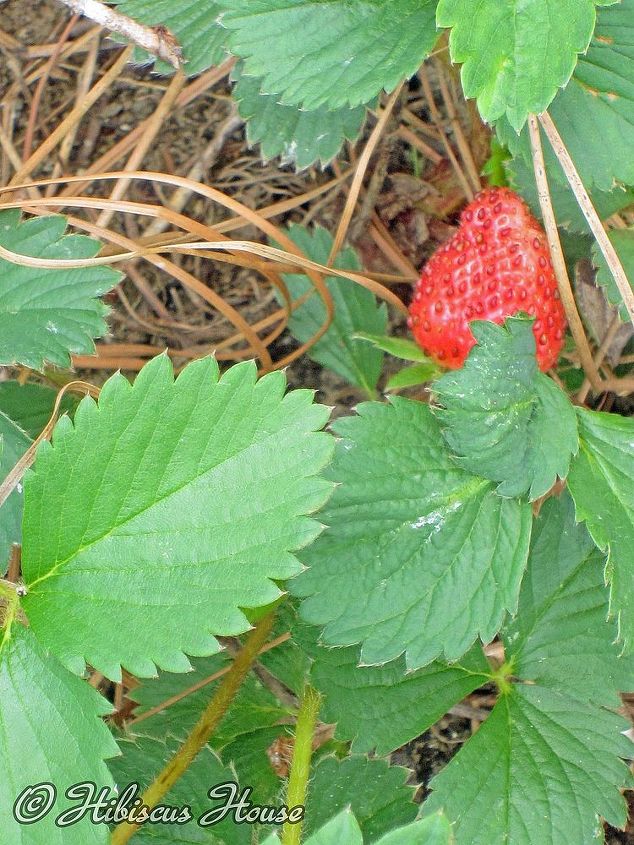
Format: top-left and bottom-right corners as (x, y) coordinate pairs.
(25, 422), (317, 592)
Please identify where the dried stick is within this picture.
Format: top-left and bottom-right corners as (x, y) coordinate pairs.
(8, 46), (133, 187)
(96, 69), (187, 228)
(434, 56), (481, 195)
(327, 84), (403, 266)
(527, 115), (603, 391)
(54, 0), (183, 68)
(538, 111), (634, 327)
(576, 315), (624, 405)
(143, 112), (243, 238)
(419, 65), (474, 201)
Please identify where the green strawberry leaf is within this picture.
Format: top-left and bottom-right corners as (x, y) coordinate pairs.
(236, 754), (418, 843)
(264, 810), (452, 845)
(567, 407), (634, 652)
(301, 627), (490, 753)
(220, 724), (287, 808)
(303, 810), (363, 845)
(0, 406), (31, 571)
(0, 211), (120, 371)
(437, 0), (603, 130)
(110, 0), (227, 75)
(0, 383), (75, 571)
(375, 813), (452, 845)
(505, 492), (634, 704)
(256, 602), (312, 694)
(233, 66), (368, 169)
(432, 317), (579, 500)
(278, 225), (387, 396)
(20, 355), (333, 680)
(506, 155), (634, 235)
(110, 735), (250, 844)
(217, 0), (439, 110)
(303, 756), (417, 842)
(0, 382), (76, 440)
(0, 626), (119, 845)
(592, 229), (634, 323)
(497, 0), (634, 190)
(423, 493), (633, 845)
(292, 397), (532, 670)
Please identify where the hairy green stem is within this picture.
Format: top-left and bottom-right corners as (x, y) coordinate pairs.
(282, 685), (322, 845)
(111, 611), (276, 845)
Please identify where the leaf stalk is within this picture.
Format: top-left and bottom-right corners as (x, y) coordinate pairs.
(282, 684), (322, 845)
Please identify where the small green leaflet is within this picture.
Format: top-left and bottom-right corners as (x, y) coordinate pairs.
(423, 493), (633, 845)
(592, 229), (634, 322)
(437, 0), (601, 130)
(278, 225), (387, 396)
(0, 383), (75, 570)
(217, 0), (439, 110)
(0, 210), (120, 370)
(0, 626), (118, 845)
(20, 355), (333, 680)
(110, 0), (226, 74)
(385, 363), (441, 391)
(497, 0), (634, 190)
(354, 334), (441, 390)
(263, 809), (452, 845)
(482, 136), (511, 187)
(432, 317), (578, 500)
(110, 736), (250, 844)
(300, 627), (489, 753)
(292, 398), (532, 669)
(568, 408), (634, 652)
(302, 756), (417, 842)
(354, 333), (433, 363)
(233, 66), (368, 169)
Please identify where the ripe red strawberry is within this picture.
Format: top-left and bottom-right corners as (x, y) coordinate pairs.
(408, 187), (566, 371)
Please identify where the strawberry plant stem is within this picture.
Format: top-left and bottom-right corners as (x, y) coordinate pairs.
(282, 684), (322, 845)
(110, 611), (277, 845)
(527, 114), (603, 392)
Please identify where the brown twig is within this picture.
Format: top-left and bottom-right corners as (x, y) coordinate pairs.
(96, 69), (187, 228)
(419, 65), (474, 201)
(327, 84), (404, 266)
(576, 315), (624, 405)
(0, 381), (98, 511)
(538, 111), (634, 327)
(433, 56), (481, 196)
(8, 45), (133, 187)
(54, 0), (183, 68)
(527, 114), (603, 391)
